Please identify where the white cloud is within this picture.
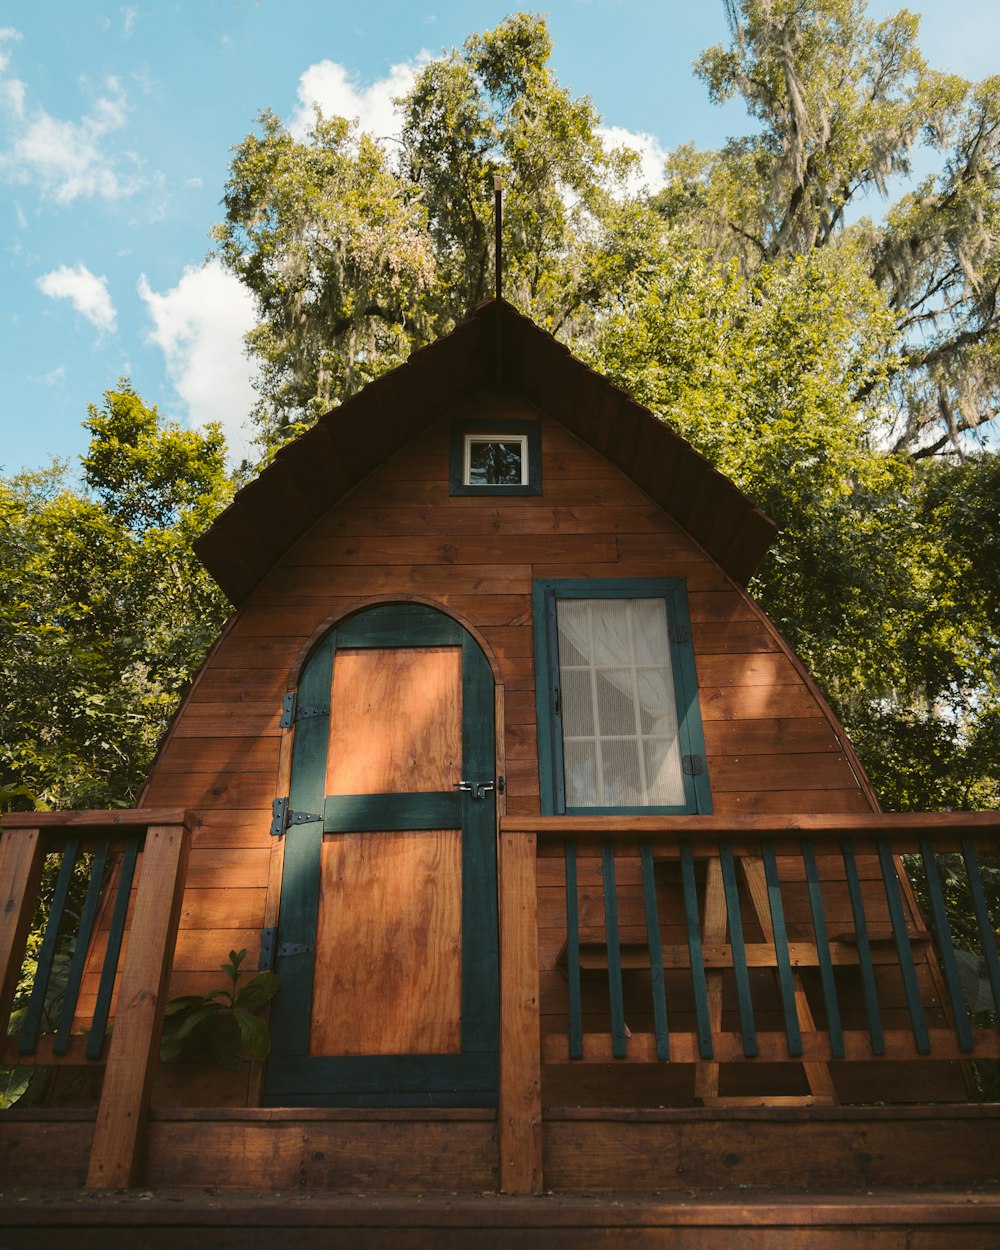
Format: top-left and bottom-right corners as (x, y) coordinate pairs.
(121, 6), (138, 37)
(0, 27), (20, 75)
(0, 43), (146, 203)
(290, 56), (428, 144)
(0, 27), (24, 117)
(37, 262), (117, 333)
(600, 124), (669, 196)
(138, 261), (258, 463)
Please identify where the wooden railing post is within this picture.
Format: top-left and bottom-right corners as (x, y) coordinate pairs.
(87, 822), (190, 1189)
(498, 828), (542, 1194)
(0, 827), (44, 1041)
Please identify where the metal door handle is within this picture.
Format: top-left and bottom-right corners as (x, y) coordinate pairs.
(454, 780), (495, 800)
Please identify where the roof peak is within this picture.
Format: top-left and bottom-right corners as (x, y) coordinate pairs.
(195, 302), (775, 603)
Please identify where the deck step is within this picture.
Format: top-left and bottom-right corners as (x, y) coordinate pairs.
(2, 1188), (999, 1248)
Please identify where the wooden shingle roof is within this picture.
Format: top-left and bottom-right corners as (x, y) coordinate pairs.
(194, 300), (777, 603)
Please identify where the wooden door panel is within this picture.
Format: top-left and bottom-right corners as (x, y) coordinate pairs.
(327, 647), (462, 795)
(312, 830), (462, 1056)
(266, 605), (498, 1106)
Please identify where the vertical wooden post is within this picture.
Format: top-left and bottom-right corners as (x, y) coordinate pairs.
(694, 856), (727, 1103)
(87, 822), (190, 1189)
(498, 829), (542, 1194)
(0, 827), (44, 1040)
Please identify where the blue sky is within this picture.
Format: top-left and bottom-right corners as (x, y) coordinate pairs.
(2, 1), (998, 474)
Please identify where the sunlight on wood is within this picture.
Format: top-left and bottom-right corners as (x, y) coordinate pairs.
(311, 830), (462, 1056)
(327, 647), (462, 794)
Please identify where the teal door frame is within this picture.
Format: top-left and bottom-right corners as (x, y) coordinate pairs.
(264, 603), (499, 1107)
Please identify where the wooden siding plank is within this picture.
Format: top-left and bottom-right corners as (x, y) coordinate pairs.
(312, 503), (685, 539)
(687, 591), (759, 623)
(707, 753), (861, 792)
(257, 565), (535, 599)
(154, 737), (281, 773)
(702, 719), (843, 755)
(285, 534), (619, 567)
(178, 888), (268, 929)
(184, 849), (271, 889)
(695, 653), (802, 687)
(698, 686), (825, 720)
(172, 703), (281, 737)
(142, 772), (278, 809)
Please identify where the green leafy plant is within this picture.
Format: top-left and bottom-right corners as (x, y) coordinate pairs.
(159, 949), (277, 1072)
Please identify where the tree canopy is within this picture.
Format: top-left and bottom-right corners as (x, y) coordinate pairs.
(0, 384), (231, 811)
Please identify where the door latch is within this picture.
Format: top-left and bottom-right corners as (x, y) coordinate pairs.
(454, 780), (496, 801)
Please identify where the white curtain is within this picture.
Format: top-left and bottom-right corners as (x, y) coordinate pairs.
(555, 598), (685, 807)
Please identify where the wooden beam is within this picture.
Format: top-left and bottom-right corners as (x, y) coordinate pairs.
(542, 1028), (1000, 1064)
(1, 808), (190, 830)
(0, 827), (43, 1040)
(501, 813), (1000, 838)
(1, 1033), (94, 1066)
(498, 830), (542, 1195)
(87, 823), (190, 1188)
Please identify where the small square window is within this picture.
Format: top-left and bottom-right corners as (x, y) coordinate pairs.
(465, 434), (527, 487)
(450, 420), (541, 496)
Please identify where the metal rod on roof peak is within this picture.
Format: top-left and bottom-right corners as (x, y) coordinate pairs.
(494, 173), (503, 385)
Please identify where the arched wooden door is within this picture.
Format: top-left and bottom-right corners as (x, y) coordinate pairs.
(264, 604), (499, 1106)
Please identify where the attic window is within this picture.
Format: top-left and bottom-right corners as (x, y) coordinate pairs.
(450, 419), (541, 496)
(466, 434), (526, 486)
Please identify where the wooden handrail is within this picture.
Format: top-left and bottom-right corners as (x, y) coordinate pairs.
(0, 811), (192, 1189)
(1, 807), (190, 829)
(501, 812), (1000, 838)
(509, 813), (1000, 1110)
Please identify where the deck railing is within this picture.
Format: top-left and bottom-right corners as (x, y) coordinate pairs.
(0, 810), (191, 1187)
(497, 813), (1000, 1193)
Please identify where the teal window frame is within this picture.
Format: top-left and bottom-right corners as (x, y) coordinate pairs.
(532, 577), (712, 816)
(449, 419), (541, 496)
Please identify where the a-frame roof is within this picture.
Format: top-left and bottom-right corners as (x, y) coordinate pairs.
(194, 300), (777, 603)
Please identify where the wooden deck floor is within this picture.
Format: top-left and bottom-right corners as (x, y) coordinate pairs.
(2, 1187), (1000, 1249)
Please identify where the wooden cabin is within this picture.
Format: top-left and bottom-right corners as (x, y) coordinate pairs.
(3, 299), (1000, 1246)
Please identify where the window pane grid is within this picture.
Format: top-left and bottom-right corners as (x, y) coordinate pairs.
(556, 598), (684, 808)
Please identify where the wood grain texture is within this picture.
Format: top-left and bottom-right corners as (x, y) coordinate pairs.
(87, 823), (190, 1188)
(311, 830), (463, 1056)
(0, 827), (43, 1039)
(327, 646), (462, 795)
(143, 1115), (497, 1191)
(498, 830), (542, 1194)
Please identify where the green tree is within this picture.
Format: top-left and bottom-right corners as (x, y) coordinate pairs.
(0, 383), (232, 810)
(657, 0), (1000, 457)
(216, 13), (633, 451)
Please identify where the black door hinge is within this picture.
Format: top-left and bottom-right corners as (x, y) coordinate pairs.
(671, 621), (691, 645)
(277, 942), (312, 959)
(270, 796), (323, 838)
(682, 754), (705, 776)
(279, 692), (330, 729)
(260, 926), (277, 972)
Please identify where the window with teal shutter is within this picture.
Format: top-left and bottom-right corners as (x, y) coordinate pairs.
(533, 578), (711, 815)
